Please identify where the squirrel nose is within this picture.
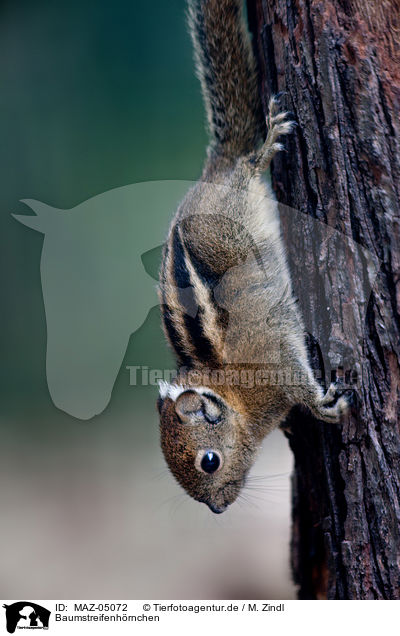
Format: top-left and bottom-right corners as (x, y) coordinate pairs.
(207, 502), (228, 514)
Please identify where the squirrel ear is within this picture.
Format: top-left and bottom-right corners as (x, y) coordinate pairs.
(175, 390), (203, 422)
(175, 390), (223, 424)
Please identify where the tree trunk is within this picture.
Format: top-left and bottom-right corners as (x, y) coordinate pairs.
(247, 0), (400, 599)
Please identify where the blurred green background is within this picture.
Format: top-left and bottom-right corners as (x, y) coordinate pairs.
(0, 0), (295, 599)
(1, 0), (206, 420)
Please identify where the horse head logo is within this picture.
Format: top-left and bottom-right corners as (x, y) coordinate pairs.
(13, 181), (189, 419)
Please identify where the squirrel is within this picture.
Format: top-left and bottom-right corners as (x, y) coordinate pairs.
(157, 0), (348, 514)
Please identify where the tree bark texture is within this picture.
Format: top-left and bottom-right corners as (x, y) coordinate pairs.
(248, 0), (400, 599)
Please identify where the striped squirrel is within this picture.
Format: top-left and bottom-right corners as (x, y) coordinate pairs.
(157, 0), (348, 513)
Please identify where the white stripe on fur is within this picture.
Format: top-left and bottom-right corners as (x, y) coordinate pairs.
(158, 381), (218, 402)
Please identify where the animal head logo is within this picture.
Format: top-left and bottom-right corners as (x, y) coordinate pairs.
(2, 602), (50, 633)
(13, 181), (379, 420)
(13, 181), (188, 419)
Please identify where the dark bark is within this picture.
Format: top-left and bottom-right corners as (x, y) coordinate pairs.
(248, 0), (400, 599)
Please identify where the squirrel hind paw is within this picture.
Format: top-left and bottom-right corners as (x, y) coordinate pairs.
(253, 103), (296, 172)
(267, 93), (287, 119)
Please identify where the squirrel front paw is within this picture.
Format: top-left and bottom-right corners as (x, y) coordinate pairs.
(313, 382), (350, 423)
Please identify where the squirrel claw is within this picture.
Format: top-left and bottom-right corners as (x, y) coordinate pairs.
(254, 99), (296, 172)
(313, 383), (350, 423)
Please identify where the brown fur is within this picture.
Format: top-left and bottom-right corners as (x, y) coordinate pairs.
(157, 0), (348, 513)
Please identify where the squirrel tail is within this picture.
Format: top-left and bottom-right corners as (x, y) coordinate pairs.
(187, 0), (264, 160)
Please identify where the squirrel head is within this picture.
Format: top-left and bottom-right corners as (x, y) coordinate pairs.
(157, 380), (260, 513)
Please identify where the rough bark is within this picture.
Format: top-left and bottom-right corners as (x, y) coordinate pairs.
(248, 0), (400, 599)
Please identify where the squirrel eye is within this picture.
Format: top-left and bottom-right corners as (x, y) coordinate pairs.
(195, 449), (222, 474)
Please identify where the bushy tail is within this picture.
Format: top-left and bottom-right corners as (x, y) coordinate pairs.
(188, 0), (264, 159)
